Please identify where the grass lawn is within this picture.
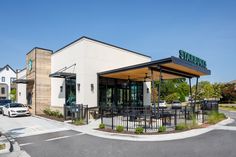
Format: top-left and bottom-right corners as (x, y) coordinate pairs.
(0, 143), (6, 150)
(220, 106), (236, 111)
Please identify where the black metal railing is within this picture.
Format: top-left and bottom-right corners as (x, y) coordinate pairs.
(100, 105), (209, 133)
(64, 104), (89, 124)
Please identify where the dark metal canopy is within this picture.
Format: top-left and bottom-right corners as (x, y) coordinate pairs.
(98, 56), (211, 81)
(49, 72), (76, 79)
(13, 79), (34, 84)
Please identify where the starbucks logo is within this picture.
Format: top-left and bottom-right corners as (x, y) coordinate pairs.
(28, 59), (33, 71)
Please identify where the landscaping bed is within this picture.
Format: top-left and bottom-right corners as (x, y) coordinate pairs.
(37, 114), (64, 122)
(96, 111), (226, 135)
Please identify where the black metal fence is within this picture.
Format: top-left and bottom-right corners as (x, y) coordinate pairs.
(64, 104), (89, 124)
(100, 105), (209, 133)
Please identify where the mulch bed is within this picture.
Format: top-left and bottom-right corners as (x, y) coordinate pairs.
(96, 123), (211, 135)
(37, 114), (64, 122)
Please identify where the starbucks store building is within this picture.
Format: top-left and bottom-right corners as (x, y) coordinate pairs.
(15, 36), (210, 116)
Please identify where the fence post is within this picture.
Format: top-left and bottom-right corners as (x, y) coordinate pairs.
(126, 107), (129, 131)
(86, 105), (88, 124)
(202, 109), (204, 123)
(101, 107), (103, 124)
(64, 104), (66, 120)
(184, 106), (187, 125)
(174, 109), (177, 126)
(144, 107), (147, 133)
(111, 107), (114, 130)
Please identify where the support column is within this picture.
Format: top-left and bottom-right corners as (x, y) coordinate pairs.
(189, 78), (192, 108)
(194, 77), (199, 113)
(157, 66), (162, 114)
(151, 70), (156, 115)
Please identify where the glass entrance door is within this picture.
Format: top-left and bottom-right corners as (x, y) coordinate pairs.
(65, 78), (76, 106)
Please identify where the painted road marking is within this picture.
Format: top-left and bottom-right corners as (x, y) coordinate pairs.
(19, 143), (34, 146)
(45, 133), (85, 142)
(19, 133), (85, 146)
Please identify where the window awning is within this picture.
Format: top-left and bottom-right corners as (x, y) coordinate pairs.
(13, 79), (34, 84)
(49, 72), (76, 79)
(98, 56), (211, 81)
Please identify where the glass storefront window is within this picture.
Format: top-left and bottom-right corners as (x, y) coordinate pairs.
(99, 77), (143, 108)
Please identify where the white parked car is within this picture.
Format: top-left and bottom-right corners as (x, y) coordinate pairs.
(171, 100), (182, 109)
(159, 100), (167, 108)
(2, 103), (30, 117)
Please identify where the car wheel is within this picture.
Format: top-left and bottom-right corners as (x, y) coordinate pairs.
(8, 112), (11, 118)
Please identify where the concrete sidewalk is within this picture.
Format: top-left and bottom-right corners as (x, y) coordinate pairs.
(0, 130), (30, 157)
(34, 115), (235, 142)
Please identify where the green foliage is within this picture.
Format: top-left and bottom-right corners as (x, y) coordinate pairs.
(155, 79), (189, 103)
(10, 89), (16, 102)
(116, 125), (124, 132)
(175, 123), (188, 131)
(73, 119), (84, 125)
(43, 108), (63, 118)
(207, 111), (226, 124)
(158, 126), (166, 132)
(135, 127), (144, 134)
(99, 123), (105, 129)
(165, 93), (179, 104)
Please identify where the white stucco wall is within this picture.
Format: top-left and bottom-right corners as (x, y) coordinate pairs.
(51, 37), (151, 108)
(0, 65), (16, 99)
(16, 69), (27, 104)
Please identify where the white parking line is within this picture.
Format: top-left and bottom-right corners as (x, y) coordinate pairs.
(19, 143), (34, 146)
(45, 133), (85, 142)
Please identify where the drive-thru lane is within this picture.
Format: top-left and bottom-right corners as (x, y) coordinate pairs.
(18, 129), (236, 157)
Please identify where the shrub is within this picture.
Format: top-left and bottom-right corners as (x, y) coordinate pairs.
(43, 108), (51, 115)
(158, 126), (166, 132)
(73, 119), (84, 125)
(116, 125), (124, 132)
(0, 144), (6, 150)
(175, 123), (187, 131)
(135, 127), (144, 134)
(99, 123), (105, 129)
(43, 108), (63, 118)
(207, 111), (226, 124)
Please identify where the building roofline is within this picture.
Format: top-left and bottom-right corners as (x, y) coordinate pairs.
(26, 47), (53, 55)
(53, 36), (151, 58)
(0, 64), (16, 73)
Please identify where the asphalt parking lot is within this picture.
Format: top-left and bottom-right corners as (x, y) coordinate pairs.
(17, 129), (236, 157)
(1, 111), (236, 157)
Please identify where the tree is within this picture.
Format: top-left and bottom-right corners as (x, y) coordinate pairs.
(10, 89), (16, 102)
(212, 83), (222, 99)
(192, 81), (213, 100)
(154, 78), (190, 102)
(221, 83), (236, 103)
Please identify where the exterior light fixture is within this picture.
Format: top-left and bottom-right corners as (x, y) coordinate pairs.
(91, 84), (94, 92)
(60, 86), (63, 92)
(147, 88), (149, 93)
(77, 83), (80, 91)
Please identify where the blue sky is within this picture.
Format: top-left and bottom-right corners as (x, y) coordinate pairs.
(0, 0), (235, 83)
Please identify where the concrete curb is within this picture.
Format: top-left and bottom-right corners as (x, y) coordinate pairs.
(32, 115), (234, 142)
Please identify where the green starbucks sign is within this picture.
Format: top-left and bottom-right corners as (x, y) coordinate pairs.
(179, 50), (207, 68)
(28, 59), (33, 71)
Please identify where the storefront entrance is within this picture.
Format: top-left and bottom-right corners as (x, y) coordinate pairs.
(99, 77), (143, 108)
(65, 78), (76, 106)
